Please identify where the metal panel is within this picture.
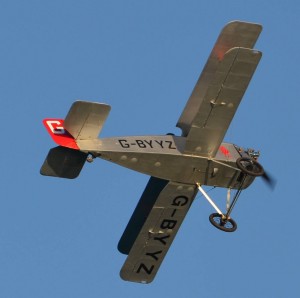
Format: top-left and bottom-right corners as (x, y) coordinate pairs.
(64, 101), (111, 140)
(40, 146), (87, 179)
(120, 181), (198, 283)
(177, 21), (262, 157)
(183, 47), (262, 157)
(118, 176), (169, 255)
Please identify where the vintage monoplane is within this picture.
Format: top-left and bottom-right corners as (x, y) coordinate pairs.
(41, 21), (273, 283)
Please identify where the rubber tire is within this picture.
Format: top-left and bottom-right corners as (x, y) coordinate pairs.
(236, 157), (264, 177)
(209, 213), (237, 232)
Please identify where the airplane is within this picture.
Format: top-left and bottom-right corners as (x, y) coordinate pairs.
(40, 21), (274, 284)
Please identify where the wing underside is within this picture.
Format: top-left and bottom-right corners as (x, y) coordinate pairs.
(118, 177), (169, 255)
(177, 21), (262, 157)
(119, 179), (198, 283)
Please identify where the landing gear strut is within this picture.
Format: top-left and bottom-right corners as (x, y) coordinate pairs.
(197, 157), (264, 232)
(197, 184), (240, 232)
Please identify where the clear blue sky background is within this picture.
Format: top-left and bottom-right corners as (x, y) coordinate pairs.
(1, 1), (299, 297)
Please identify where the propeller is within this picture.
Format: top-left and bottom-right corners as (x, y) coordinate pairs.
(236, 157), (276, 190)
(261, 171), (276, 190)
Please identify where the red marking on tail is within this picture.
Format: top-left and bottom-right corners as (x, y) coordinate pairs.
(43, 119), (79, 149)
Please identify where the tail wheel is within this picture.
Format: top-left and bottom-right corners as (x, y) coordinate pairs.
(209, 213), (237, 232)
(236, 157), (264, 177)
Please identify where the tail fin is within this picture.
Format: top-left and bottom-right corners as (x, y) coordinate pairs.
(43, 119), (79, 149)
(41, 101), (111, 178)
(43, 101), (111, 149)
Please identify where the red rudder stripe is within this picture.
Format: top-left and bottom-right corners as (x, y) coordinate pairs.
(43, 119), (79, 150)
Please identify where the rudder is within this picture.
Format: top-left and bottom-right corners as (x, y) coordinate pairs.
(41, 101), (110, 179)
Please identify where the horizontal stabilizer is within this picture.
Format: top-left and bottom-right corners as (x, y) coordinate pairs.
(40, 146), (88, 179)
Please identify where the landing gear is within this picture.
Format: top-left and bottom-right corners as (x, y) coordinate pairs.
(197, 184), (239, 232)
(86, 153), (96, 163)
(197, 157), (264, 232)
(209, 213), (237, 232)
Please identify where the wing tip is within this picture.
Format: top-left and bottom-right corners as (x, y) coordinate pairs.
(119, 268), (154, 284)
(225, 20), (263, 32)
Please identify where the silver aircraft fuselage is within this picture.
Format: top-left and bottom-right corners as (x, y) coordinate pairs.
(77, 135), (254, 189)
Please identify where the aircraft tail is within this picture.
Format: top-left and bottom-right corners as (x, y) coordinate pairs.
(40, 101), (111, 179)
(40, 146), (88, 179)
(42, 118), (80, 150)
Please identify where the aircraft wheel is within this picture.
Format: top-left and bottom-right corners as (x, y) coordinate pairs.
(209, 213), (237, 232)
(87, 156), (94, 163)
(236, 157), (264, 177)
(86, 153), (95, 163)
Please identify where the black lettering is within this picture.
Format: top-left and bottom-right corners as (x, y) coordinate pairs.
(160, 219), (177, 230)
(136, 140), (146, 148)
(172, 196), (188, 207)
(155, 140), (164, 148)
(144, 140), (153, 148)
(119, 139), (130, 148)
(146, 250), (163, 261)
(136, 263), (154, 275)
(154, 235), (170, 245)
(171, 209), (177, 217)
(165, 141), (176, 149)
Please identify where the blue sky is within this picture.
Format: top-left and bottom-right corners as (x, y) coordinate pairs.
(1, 1), (299, 297)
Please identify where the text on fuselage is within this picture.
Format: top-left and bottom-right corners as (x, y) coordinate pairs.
(118, 139), (176, 150)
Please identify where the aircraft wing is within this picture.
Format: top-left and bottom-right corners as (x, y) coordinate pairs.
(120, 180), (198, 283)
(118, 177), (169, 255)
(177, 21), (262, 157)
